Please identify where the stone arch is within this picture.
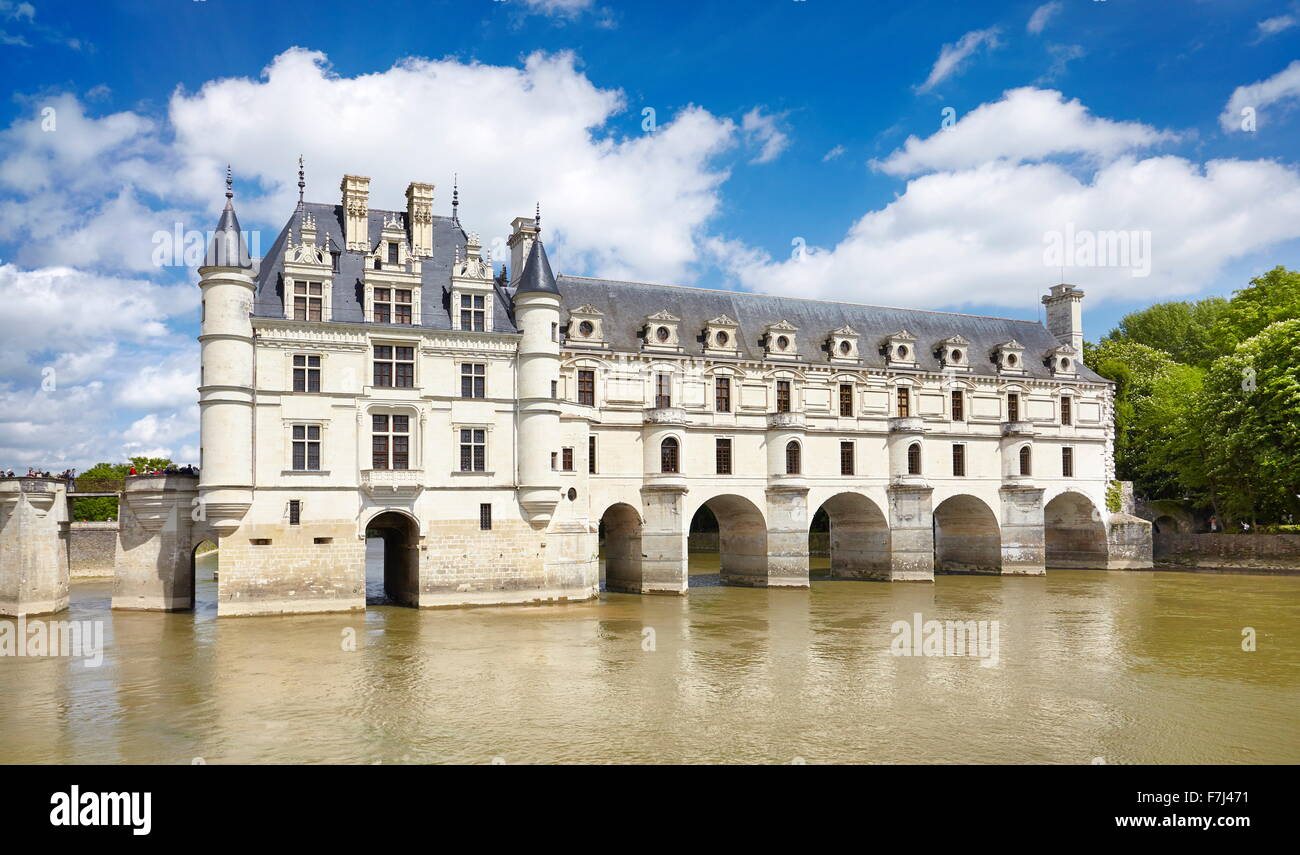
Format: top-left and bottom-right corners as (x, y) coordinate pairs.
(190, 538), (219, 614)
(364, 510), (420, 606)
(810, 492), (890, 580)
(1044, 491), (1107, 569)
(933, 494), (1001, 574)
(689, 494), (768, 587)
(598, 502), (643, 593)
(1152, 514), (1184, 535)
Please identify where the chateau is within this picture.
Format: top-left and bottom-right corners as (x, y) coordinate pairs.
(1, 167), (1153, 619)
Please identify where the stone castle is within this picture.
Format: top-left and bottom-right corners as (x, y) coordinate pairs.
(0, 168), (1152, 618)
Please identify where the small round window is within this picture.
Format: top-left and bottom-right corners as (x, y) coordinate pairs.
(578, 320), (594, 337)
(839, 340), (852, 355)
(656, 326), (670, 342)
(1060, 357), (1071, 370)
(567, 487), (578, 501)
(897, 345), (909, 359)
(1007, 353), (1018, 366)
(776, 335), (790, 351)
(716, 330), (729, 346)
(950, 349), (962, 362)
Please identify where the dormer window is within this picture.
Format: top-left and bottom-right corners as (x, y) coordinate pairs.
(292, 281), (324, 322)
(567, 304), (606, 347)
(994, 340), (1026, 373)
(642, 311), (681, 352)
(459, 294), (486, 331)
(374, 288), (413, 325)
(387, 242), (398, 265)
(884, 330), (918, 366)
(937, 335), (970, 370)
(703, 314), (740, 356)
(828, 325), (859, 364)
(1045, 345), (1080, 377)
(763, 321), (799, 360)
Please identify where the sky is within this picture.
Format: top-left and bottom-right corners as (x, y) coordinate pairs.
(1, 0), (1299, 470)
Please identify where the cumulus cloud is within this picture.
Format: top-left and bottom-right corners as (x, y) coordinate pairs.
(1027, 2), (1062, 35)
(1220, 60), (1300, 132)
(875, 88), (1175, 176)
(916, 28), (1001, 93)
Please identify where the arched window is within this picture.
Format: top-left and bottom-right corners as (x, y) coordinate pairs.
(907, 442), (921, 475)
(1019, 445), (1032, 476)
(660, 437), (679, 474)
(785, 440), (801, 475)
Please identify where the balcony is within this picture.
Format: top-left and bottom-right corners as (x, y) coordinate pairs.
(1002, 421), (1035, 437)
(643, 406), (687, 425)
(766, 411), (806, 429)
(361, 468), (424, 498)
(888, 417), (925, 434)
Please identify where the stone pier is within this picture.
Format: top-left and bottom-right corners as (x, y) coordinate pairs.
(0, 477), (71, 616)
(112, 473), (201, 611)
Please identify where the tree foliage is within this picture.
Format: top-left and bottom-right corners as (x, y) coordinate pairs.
(71, 457), (173, 521)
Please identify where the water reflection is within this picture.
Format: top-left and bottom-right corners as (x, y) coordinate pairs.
(1, 552), (1297, 764)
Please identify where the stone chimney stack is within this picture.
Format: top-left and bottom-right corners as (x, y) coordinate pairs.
(507, 215), (538, 287)
(340, 174), (370, 252)
(1042, 283), (1086, 353)
(406, 181), (434, 257)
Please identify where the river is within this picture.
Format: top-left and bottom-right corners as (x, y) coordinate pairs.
(1, 549), (1296, 764)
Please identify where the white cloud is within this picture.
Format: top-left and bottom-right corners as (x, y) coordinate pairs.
(822, 145), (846, 162)
(1027, 2), (1062, 35)
(1255, 14), (1297, 41)
(875, 87), (1175, 176)
(519, 0), (595, 17)
(741, 107), (790, 164)
(1038, 43), (1086, 83)
(916, 28), (1002, 93)
(1220, 60), (1300, 132)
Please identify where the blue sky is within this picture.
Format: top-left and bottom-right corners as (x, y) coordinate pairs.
(2, 0), (1299, 468)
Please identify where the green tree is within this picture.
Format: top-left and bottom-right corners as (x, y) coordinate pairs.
(1210, 266), (1300, 358)
(1104, 297), (1229, 368)
(71, 457), (174, 521)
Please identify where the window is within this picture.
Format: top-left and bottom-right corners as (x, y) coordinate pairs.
(716, 438), (732, 475)
(293, 281), (323, 321)
(839, 384), (854, 417)
(460, 294), (486, 331)
(588, 435), (597, 474)
(373, 288), (412, 325)
(461, 363), (486, 398)
(479, 503), (492, 531)
(907, 442), (921, 476)
(660, 437), (679, 473)
(459, 429), (487, 472)
(951, 390), (964, 421)
(561, 447), (574, 472)
(292, 355), (320, 392)
(387, 242), (398, 265)
(291, 425), (321, 471)
(371, 414), (410, 470)
(551, 380), (558, 398)
(373, 345), (415, 388)
(776, 380), (792, 413)
(897, 387), (910, 418)
(577, 370), (595, 406)
(715, 376), (731, 413)
(1019, 445), (1032, 476)
(551, 323), (558, 342)
(1062, 446), (1074, 478)
(785, 440), (801, 475)
(840, 441), (854, 476)
(952, 444), (966, 477)
(288, 500), (301, 525)
(1007, 392), (1020, 422)
(655, 374), (672, 408)
(1061, 396), (1072, 426)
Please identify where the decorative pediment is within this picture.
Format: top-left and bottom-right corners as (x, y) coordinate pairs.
(703, 314), (740, 355)
(643, 311), (682, 351)
(568, 304), (607, 345)
(828, 325), (860, 363)
(1044, 344), (1079, 376)
(571, 304), (604, 317)
(937, 334), (971, 370)
(763, 321), (799, 359)
(647, 309), (681, 322)
(451, 233), (494, 282)
(994, 339), (1026, 373)
(883, 330), (918, 365)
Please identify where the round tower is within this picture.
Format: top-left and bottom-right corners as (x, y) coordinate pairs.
(197, 167), (256, 535)
(511, 213), (562, 525)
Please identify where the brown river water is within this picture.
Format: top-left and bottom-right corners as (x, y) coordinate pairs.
(1, 550), (1297, 764)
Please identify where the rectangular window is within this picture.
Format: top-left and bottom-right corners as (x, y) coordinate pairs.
(291, 424), (321, 471)
(288, 500), (301, 525)
(387, 242), (398, 265)
(588, 435), (597, 474)
(655, 374), (672, 408)
(292, 354), (321, 393)
(897, 387), (910, 418)
(952, 444), (966, 477)
(839, 384), (854, 417)
(373, 288), (390, 324)
(373, 288), (412, 325)
(371, 414), (410, 470)
(459, 428), (486, 472)
(951, 390), (964, 421)
(1062, 446), (1074, 478)
(577, 369), (595, 406)
(373, 345), (415, 388)
(459, 293), (486, 331)
(394, 289), (412, 325)
(461, 363), (486, 399)
(1061, 397), (1072, 426)
(840, 441), (854, 476)
(1007, 392), (1020, 422)
(715, 376), (731, 413)
(776, 380), (791, 413)
(715, 438), (732, 475)
(293, 281), (323, 322)
(562, 447), (574, 472)
(480, 503), (492, 531)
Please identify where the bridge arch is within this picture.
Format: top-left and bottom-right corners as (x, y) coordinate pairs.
(688, 493), (768, 587)
(598, 502), (643, 593)
(810, 492), (890, 580)
(364, 510), (420, 606)
(1044, 491), (1107, 569)
(933, 494), (1001, 574)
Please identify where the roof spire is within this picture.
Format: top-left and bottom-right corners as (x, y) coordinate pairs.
(297, 155), (305, 211)
(225, 164), (233, 204)
(535, 201), (541, 237)
(452, 173), (459, 224)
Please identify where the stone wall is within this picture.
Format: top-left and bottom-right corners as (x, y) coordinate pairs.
(69, 521), (118, 577)
(1155, 533), (1300, 573)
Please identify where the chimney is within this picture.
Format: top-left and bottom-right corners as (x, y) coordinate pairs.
(1042, 284), (1085, 353)
(406, 182), (434, 257)
(507, 216), (538, 287)
(340, 174), (370, 252)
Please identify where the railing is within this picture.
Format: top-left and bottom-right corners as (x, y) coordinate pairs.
(888, 417), (925, 434)
(1002, 421), (1035, 437)
(72, 478), (127, 494)
(360, 468), (424, 495)
(644, 406), (687, 425)
(767, 411), (807, 429)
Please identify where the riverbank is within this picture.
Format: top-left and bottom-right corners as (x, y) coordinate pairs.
(1154, 532), (1300, 575)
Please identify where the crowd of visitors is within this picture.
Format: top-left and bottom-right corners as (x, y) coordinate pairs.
(2, 464), (198, 479)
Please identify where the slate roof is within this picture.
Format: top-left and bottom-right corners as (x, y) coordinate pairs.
(515, 239), (559, 295)
(556, 275), (1105, 382)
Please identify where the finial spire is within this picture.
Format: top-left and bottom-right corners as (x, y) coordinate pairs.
(225, 165), (233, 202)
(535, 201), (541, 236)
(452, 173), (459, 224)
(297, 155), (305, 210)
